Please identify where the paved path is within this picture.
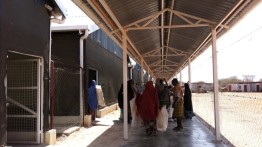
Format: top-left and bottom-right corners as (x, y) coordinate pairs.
(49, 110), (226, 147)
(10, 109), (227, 147)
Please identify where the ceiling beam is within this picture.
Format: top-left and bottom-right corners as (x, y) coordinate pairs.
(126, 24), (210, 31)
(111, 8), (229, 34)
(163, 59), (179, 65)
(149, 60), (162, 67)
(142, 45), (187, 56)
(74, 0), (251, 81)
(167, 8), (217, 25)
(170, 0), (250, 79)
(150, 65), (178, 67)
(164, 0), (175, 74)
(144, 54), (185, 57)
(149, 58), (179, 66)
(165, 46), (188, 55)
(142, 47), (163, 56)
(98, 0), (156, 78)
(161, 0), (164, 75)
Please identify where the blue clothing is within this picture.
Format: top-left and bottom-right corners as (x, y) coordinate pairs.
(87, 80), (98, 110)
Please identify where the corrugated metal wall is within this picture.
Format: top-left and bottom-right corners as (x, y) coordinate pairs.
(52, 32), (80, 67)
(144, 73), (149, 83)
(85, 37), (123, 105)
(0, 0), (51, 145)
(132, 64), (141, 84)
(51, 31), (81, 127)
(89, 30), (123, 59)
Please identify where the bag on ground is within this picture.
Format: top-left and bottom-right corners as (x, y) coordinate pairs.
(156, 106), (169, 132)
(130, 97), (142, 128)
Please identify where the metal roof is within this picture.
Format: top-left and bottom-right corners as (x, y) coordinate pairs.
(73, 0), (258, 81)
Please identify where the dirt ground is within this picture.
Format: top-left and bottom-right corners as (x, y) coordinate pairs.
(192, 92), (262, 147)
(47, 92), (262, 147)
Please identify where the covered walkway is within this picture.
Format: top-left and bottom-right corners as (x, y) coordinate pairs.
(55, 111), (226, 147)
(10, 109), (227, 147)
(1, 0), (261, 146)
(78, 111), (226, 147)
(72, 0), (259, 142)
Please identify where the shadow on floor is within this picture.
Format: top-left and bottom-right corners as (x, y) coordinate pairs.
(87, 117), (227, 147)
(8, 117), (227, 147)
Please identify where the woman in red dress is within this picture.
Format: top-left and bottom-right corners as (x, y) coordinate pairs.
(136, 81), (159, 135)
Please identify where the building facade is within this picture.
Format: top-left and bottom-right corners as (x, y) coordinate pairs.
(0, 0), (65, 145)
(227, 82), (262, 92)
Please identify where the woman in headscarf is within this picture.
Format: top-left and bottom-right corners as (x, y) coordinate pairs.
(118, 80), (135, 123)
(127, 79), (135, 123)
(117, 84), (124, 120)
(136, 81), (159, 135)
(87, 80), (98, 119)
(171, 78), (184, 131)
(183, 83), (194, 119)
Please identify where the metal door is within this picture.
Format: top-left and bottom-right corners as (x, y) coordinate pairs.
(7, 59), (42, 144)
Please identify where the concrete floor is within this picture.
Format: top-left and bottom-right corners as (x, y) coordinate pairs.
(117, 118), (226, 147)
(8, 111), (227, 147)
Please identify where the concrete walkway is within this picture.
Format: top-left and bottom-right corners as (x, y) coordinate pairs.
(10, 109), (227, 147)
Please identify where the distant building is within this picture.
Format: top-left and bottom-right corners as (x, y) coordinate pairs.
(191, 82), (213, 93)
(227, 82), (262, 92)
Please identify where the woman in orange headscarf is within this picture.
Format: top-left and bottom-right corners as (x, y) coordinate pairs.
(136, 81), (159, 135)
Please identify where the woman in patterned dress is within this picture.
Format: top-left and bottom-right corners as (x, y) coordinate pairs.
(171, 78), (184, 131)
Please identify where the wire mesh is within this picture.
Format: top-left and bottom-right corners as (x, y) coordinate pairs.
(192, 93), (214, 128)
(52, 66), (81, 129)
(192, 92), (262, 147)
(7, 60), (38, 143)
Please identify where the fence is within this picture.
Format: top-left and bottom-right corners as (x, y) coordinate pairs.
(192, 92), (262, 147)
(7, 59), (41, 144)
(51, 65), (81, 132)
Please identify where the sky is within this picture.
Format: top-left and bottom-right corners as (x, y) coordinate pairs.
(57, 0), (262, 83)
(180, 1), (262, 83)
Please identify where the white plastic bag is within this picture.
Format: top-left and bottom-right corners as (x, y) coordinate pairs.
(130, 97), (143, 128)
(156, 106), (169, 132)
(96, 85), (106, 108)
(168, 96), (174, 118)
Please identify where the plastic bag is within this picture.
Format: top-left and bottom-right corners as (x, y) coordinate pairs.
(168, 96), (174, 118)
(156, 106), (169, 132)
(96, 85), (106, 109)
(130, 97), (143, 128)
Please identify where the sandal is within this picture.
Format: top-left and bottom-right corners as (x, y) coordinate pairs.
(173, 127), (182, 131)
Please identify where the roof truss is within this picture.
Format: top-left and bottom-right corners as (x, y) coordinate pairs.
(73, 0), (256, 80)
(112, 8), (228, 33)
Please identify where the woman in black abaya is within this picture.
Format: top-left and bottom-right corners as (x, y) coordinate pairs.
(183, 83), (194, 119)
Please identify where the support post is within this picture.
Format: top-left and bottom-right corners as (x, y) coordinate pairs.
(211, 26), (221, 141)
(148, 67), (150, 81)
(180, 71), (182, 85)
(122, 30), (128, 140)
(80, 30), (89, 125)
(188, 58), (192, 88)
(141, 60), (144, 84)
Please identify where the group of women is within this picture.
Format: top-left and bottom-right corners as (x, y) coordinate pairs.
(118, 78), (194, 136)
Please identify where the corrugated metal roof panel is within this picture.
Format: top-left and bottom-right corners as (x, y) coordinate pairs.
(106, 0), (159, 26)
(73, 0), (258, 80)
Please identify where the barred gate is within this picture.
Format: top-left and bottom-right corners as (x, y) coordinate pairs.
(7, 59), (42, 144)
(51, 63), (81, 131)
